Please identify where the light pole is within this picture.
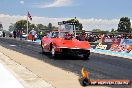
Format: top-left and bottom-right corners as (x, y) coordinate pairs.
(74, 17), (77, 38)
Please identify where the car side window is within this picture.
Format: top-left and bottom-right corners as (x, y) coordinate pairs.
(47, 33), (52, 38)
(52, 32), (58, 38)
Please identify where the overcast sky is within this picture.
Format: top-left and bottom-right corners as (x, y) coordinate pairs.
(0, 0), (132, 31)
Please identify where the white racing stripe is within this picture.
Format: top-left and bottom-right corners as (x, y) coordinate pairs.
(0, 63), (24, 88)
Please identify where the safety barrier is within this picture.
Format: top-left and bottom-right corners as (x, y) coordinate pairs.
(94, 38), (132, 55)
(91, 48), (132, 58)
(110, 39), (132, 53)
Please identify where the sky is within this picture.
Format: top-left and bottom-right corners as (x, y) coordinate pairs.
(0, 0), (132, 31)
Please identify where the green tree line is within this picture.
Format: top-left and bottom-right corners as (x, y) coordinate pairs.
(8, 17), (132, 34)
(8, 20), (58, 33)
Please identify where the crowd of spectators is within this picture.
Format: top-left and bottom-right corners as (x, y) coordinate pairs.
(103, 34), (132, 39)
(8, 30), (44, 41)
(5, 30), (132, 43)
(76, 34), (101, 42)
(76, 33), (132, 42)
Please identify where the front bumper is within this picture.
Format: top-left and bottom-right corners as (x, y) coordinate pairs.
(56, 47), (90, 56)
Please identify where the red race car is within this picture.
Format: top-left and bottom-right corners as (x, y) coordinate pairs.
(41, 30), (91, 60)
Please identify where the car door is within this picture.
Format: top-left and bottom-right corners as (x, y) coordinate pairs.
(42, 32), (53, 52)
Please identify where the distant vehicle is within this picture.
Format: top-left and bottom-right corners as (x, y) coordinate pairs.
(22, 33), (27, 39)
(41, 30), (91, 60)
(0, 31), (2, 37)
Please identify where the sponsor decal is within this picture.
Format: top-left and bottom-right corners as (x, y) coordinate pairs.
(96, 43), (107, 50)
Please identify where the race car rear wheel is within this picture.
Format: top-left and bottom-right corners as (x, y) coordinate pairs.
(41, 41), (45, 54)
(83, 54), (90, 60)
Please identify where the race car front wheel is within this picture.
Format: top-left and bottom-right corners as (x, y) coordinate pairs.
(83, 54), (90, 60)
(51, 45), (57, 58)
(41, 41), (45, 54)
(51, 46), (55, 57)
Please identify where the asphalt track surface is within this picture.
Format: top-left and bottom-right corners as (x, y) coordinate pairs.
(0, 37), (132, 88)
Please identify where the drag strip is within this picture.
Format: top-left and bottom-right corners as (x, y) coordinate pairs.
(0, 63), (24, 88)
(0, 37), (132, 88)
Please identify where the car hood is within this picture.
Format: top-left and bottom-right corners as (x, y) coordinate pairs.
(52, 38), (91, 49)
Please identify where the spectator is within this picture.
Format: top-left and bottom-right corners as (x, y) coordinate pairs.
(13, 30), (17, 38)
(20, 31), (23, 40)
(80, 33), (86, 41)
(9, 32), (12, 38)
(35, 33), (38, 41)
(30, 29), (36, 41)
(2, 31), (5, 37)
(17, 31), (20, 38)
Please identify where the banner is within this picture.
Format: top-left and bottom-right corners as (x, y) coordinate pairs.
(104, 38), (113, 43)
(112, 38), (121, 45)
(120, 39), (132, 45)
(102, 38), (121, 44)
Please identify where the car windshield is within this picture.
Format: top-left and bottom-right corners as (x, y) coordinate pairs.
(51, 32), (59, 38)
(50, 31), (71, 38)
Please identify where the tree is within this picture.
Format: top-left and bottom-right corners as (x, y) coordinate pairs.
(117, 17), (132, 33)
(111, 28), (115, 32)
(36, 24), (44, 30)
(14, 20), (37, 33)
(8, 23), (15, 32)
(9, 20), (58, 33)
(30, 24), (36, 31)
(66, 17), (83, 30)
(0, 23), (3, 31)
(47, 23), (52, 30)
(92, 29), (102, 32)
(36, 24), (47, 31)
(15, 20), (30, 32)
(92, 29), (109, 34)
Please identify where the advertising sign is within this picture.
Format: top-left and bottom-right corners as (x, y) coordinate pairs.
(104, 38), (113, 43)
(120, 39), (132, 45)
(112, 38), (121, 45)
